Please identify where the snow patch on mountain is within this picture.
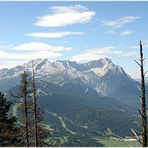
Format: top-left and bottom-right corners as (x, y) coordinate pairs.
(0, 57), (134, 97)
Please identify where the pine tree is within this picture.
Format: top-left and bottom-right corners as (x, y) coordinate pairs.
(11, 71), (33, 146)
(19, 71), (30, 146)
(0, 92), (22, 146)
(11, 64), (58, 147)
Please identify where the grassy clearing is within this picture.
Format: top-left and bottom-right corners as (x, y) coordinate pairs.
(58, 116), (77, 135)
(45, 136), (68, 146)
(12, 103), (21, 117)
(97, 137), (141, 147)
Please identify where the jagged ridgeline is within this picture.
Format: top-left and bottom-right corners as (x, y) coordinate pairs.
(0, 58), (146, 146)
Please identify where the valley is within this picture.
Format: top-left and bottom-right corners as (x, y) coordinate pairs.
(0, 57), (145, 146)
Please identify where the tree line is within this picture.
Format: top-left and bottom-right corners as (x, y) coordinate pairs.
(0, 62), (57, 147)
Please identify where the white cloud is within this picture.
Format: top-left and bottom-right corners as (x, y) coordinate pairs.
(70, 46), (113, 62)
(120, 51), (138, 57)
(25, 31), (83, 38)
(0, 42), (73, 68)
(88, 46), (115, 53)
(102, 16), (139, 29)
(50, 5), (88, 13)
(120, 31), (134, 36)
(0, 50), (62, 61)
(0, 50), (63, 69)
(12, 42), (72, 52)
(0, 61), (27, 69)
(70, 53), (108, 62)
(128, 71), (148, 79)
(129, 71), (140, 79)
(0, 44), (13, 50)
(70, 46), (138, 62)
(35, 5), (95, 27)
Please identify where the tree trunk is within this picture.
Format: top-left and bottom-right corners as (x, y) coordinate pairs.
(139, 40), (147, 147)
(32, 61), (39, 147)
(24, 71), (30, 147)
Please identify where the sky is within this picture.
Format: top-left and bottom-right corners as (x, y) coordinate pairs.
(0, 1), (148, 78)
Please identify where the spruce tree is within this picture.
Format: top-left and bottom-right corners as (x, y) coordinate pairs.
(11, 64), (58, 147)
(11, 71), (33, 146)
(19, 71), (30, 147)
(0, 92), (22, 146)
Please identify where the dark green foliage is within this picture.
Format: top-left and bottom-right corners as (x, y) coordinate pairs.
(31, 63), (55, 147)
(35, 106), (53, 147)
(37, 81), (139, 138)
(7, 78), (141, 146)
(0, 92), (23, 146)
(16, 71), (31, 146)
(10, 71), (54, 147)
(0, 92), (11, 120)
(65, 108), (139, 136)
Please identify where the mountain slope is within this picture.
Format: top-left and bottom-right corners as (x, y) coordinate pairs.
(0, 58), (142, 107)
(8, 79), (139, 138)
(96, 67), (140, 106)
(2, 58), (142, 143)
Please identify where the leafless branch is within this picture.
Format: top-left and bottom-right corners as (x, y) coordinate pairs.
(134, 59), (141, 67)
(130, 128), (142, 144)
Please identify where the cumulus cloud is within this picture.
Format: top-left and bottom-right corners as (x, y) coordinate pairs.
(70, 46), (137, 62)
(35, 5), (95, 27)
(25, 31), (84, 38)
(12, 42), (72, 52)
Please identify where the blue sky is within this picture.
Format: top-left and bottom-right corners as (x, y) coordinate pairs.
(0, 1), (148, 78)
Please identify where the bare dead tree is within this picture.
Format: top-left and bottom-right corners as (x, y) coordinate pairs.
(31, 61), (55, 147)
(24, 71), (30, 147)
(18, 71), (30, 147)
(135, 40), (147, 147)
(32, 61), (39, 147)
(10, 63), (32, 147)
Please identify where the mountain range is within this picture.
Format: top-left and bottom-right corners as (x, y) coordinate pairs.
(0, 57), (143, 106)
(0, 57), (147, 145)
